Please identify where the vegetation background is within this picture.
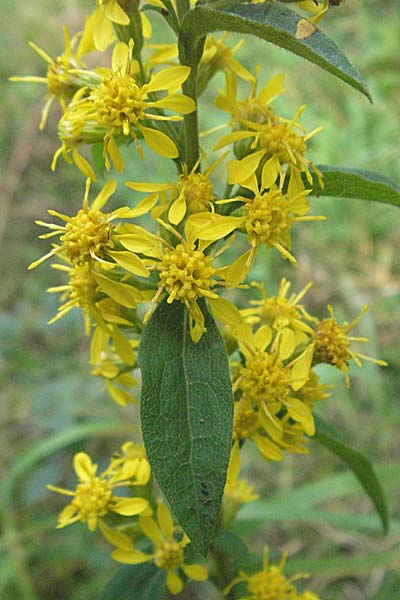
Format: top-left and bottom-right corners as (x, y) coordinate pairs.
(1, 0), (399, 598)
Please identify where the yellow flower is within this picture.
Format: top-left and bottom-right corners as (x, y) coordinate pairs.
(198, 34), (255, 95)
(10, 27), (90, 130)
(110, 442), (151, 484)
(111, 501), (208, 595)
(138, 217), (244, 341)
(125, 153), (228, 226)
(225, 546), (319, 600)
(234, 323), (315, 436)
(89, 324), (140, 405)
(28, 178), (149, 276)
(212, 175), (325, 273)
(296, 0), (330, 24)
(241, 278), (316, 343)
(58, 42), (195, 172)
(224, 442), (259, 516)
(233, 397), (310, 462)
(83, 0), (152, 52)
(46, 261), (99, 334)
(214, 73), (323, 195)
(47, 451), (149, 531)
(313, 305), (387, 387)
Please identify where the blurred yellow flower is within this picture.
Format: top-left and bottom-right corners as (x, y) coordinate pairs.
(111, 501), (208, 595)
(47, 451), (149, 531)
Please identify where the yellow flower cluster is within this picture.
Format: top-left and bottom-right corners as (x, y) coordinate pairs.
(15, 2), (383, 597)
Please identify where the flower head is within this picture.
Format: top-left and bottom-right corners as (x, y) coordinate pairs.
(215, 74), (323, 195)
(234, 323), (315, 436)
(314, 304), (387, 386)
(242, 278), (316, 343)
(10, 27), (90, 130)
(57, 42), (195, 172)
(198, 34), (255, 95)
(111, 501), (208, 595)
(47, 451), (149, 531)
(225, 546), (319, 600)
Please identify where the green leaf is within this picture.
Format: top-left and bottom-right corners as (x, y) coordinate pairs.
(212, 529), (257, 572)
(313, 415), (389, 533)
(100, 563), (166, 600)
(139, 299), (233, 556)
(179, 3), (370, 100)
(309, 165), (400, 207)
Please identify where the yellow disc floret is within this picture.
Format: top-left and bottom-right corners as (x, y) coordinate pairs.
(159, 243), (216, 304)
(61, 207), (112, 264)
(247, 567), (295, 600)
(314, 314), (351, 369)
(258, 120), (306, 164)
(90, 73), (147, 135)
(240, 351), (289, 408)
(245, 190), (292, 248)
(71, 477), (113, 522)
(154, 541), (184, 570)
(175, 172), (214, 215)
(233, 403), (259, 440)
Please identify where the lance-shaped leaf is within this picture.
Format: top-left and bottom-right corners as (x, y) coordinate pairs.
(179, 3), (370, 100)
(308, 165), (400, 208)
(139, 299), (233, 556)
(313, 415), (389, 534)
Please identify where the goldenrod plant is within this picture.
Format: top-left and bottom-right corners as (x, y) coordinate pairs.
(10, 0), (400, 598)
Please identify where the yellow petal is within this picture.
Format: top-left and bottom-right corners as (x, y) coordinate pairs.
(145, 66), (191, 93)
(92, 180), (117, 211)
(99, 521), (134, 550)
(208, 297), (243, 329)
(182, 563), (208, 581)
(117, 228), (162, 258)
(112, 42), (129, 72)
(125, 181), (171, 193)
(166, 570), (183, 595)
(254, 324), (273, 352)
(141, 126), (178, 158)
(185, 213), (243, 242)
(111, 548), (152, 564)
(113, 497), (149, 516)
(72, 149), (97, 181)
(73, 452), (96, 481)
(106, 381), (136, 406)
(258, 73), (285, 105)
(278, 327), (296, 360)
(141, 11), (152, 38)
(108, 135), (124, 172)
(157, 502), (174, 539)
(92, 10), (115, 52)
(226, 440), (241, 486)
(261, 155), (280, 190)
(93, 272), (143, 308)
(111, 325), (135, 365)
(290, 346), (313, 391)
(168, 194), (187, 225)
(228, 151), (264, 185)
(107, 250), (150, 277)
(139, 515), (162, 545)
(285, 397), (315, 436)
(105, 0), (130, 25)
(149, 94), (196, 114)
(213, 130), (254, 151)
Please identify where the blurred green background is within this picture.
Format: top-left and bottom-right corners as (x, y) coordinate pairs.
(1, 0), (399, 598)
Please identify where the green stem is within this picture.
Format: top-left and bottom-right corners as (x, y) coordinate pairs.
(176, 0), (190, 22)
